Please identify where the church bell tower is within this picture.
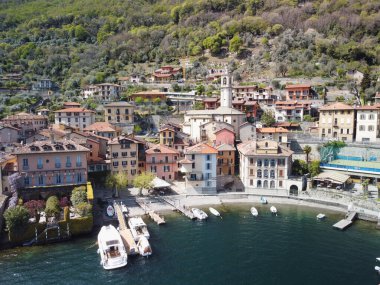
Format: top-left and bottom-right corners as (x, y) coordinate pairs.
(220, 71), (232, 108)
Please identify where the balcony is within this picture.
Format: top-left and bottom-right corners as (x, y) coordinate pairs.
(55, 163), (61, 168)
(37, 165), (43, 169)
(66, 163), (72, 167)
(22, 165), (29, 170)
(76, 162), (82, 167)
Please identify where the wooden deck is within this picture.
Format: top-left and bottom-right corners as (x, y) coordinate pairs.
(161, 197), (195, 220)
(114, 202), (138, 255)
(333, 211), (357, 230)
(136, 200), (166, 225)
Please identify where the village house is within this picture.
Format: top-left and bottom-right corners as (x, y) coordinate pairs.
(1, 112), (48, 140)
(318, 102), (355, 142)
(237, 140), (293, 192)
(84, 122), (120, 139)
(80, 83), (124, 101)
(14, 139), (89, 192)
(216, 144), (235, 176)
(129, 90), (166, 102)
(108, 135), (141, 182)
(146, 144), (179, 181)
(152, 66), (182, 82)
(256, 127), (288, 144)
(159, 124), (189, 157)
(355, 105), (380, 143)
(275, 101), (311, 122)
(180, 143), (218, 193)
(233, 85), (277, 104)
(239, 122), (257, 142)
(54, 107), (95, 131)
(104, 101), (134, 126)
(200, 121), (234, 145)
(285, 84), (314, 101)
(0, 153), (17, 194)
(0, 123), (21, 144)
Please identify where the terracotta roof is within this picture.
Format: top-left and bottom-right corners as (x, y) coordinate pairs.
(84, 122), (116, 132)
(257, 127), (289, 133)
(273, 122), (300, 128)
(356, 105), (380, 110)
(108, 135), (142, 145)
(146, 144), (179, 155)
(203, 98), (219, 102)
(185, 143), (218, 154)
(244, 101), (259, 106)
(153, 73), (173, 78)
(3, 113), (47, 120)
(63, 102), (80, 106)
(319, 102), (354, 111)
(14, 139), (89, 154)
(0, 123), (20, 131)
(285, 84), (311, 89)
(214, 127), (235, 135)
(179, 158), (193, 164)
(216, 144), (236, 151)
(54, 108), (95, 113)
(133, 90), (165, 95)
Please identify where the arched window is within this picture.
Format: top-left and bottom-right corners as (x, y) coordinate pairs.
(257, 169), (262, 178)
(270, 181), (275, 188)
(270, 159), (276, 167)
(257, 180), (262, 188)
(265, 142), (268, 147)
(270, 170), (275, 179)
(257, 159), (262, 167)
(263, 180), (268, 188)
(223, 77), (227, 85)
(264, 169), (268, 178)
(264, 159), (269, 167)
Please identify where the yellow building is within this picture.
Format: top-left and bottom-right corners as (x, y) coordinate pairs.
(318, 102), (355, 142)
(104, 102), (134, 126)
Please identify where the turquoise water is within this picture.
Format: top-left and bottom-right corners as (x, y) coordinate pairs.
(1, 204), (380, 285)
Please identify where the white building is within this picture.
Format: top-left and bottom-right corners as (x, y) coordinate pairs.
(183, 72), (246, 142)
(54, 108), (95, 130)
(355, 105), (380, 142)
(179, 143), (218, 193)
(239, 122), (256, 142)
(237, 140), (293, 192)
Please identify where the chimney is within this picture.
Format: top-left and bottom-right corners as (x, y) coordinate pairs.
(50, 131), (55, 144)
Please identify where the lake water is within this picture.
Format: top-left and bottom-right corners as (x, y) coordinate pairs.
(1, 204), (380, 285)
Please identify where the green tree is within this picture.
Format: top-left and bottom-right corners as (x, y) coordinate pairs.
(360, 71), (371, 93)
(303, 145), (312, 165)
(362, 178), (370, 197)
(45, 196), (61, 219)
(134, 96), (143, 104)
(153, 98), (161, 104)
(261, 111), (275, 127)
(4, 206), (30, 234)
(193, 101), (204, 110)
(133, 172), (155, 196)
(303, 114), (314, 122)
(134, 124), (142, 134)
(74, 25), (89, 41)
(309, 160), (321, 177)
(76, 202), (93, 217)
(71, 188), (87, 207)
(229, 34), (243, 53)
(292, 160), (308, 175)
(196, 84), (205, 95)
(106, 172), (128, 197)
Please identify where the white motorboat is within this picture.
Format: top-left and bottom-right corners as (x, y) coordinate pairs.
(260, 196), (268, 204)
(209, 207), (220, 217)
(97, 225), (128, 270)
(270, 206), (278, 214)
(128, 217), (150, 241)
(316, 213), (326, 220)
(376, 257), (380, 262)
(250, 207), (258, 217)
(137, 236), (152, 257)
(375, 266), (380, 272)
(121, 203), (129, 214)
(191, 208), (208, 220)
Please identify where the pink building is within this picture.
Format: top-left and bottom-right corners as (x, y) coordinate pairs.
(14, 139), (89, 190)
(146, 144), (179, 181)
(215, 128), (235, 146)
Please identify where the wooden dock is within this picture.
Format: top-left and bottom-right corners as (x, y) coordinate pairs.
(114, 202), (138, 255)
(136, 200), (166, 225)
(161, 197), (195, 220)
(333, 211), (357, 230)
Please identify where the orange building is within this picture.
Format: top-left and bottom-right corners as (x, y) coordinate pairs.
(216, 144), (235, 176)
(285, 84), (313, 100)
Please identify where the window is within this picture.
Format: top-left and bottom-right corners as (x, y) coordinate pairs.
(152, 157), (156, 163)
(270, 159), (275, 167)
(263, 180), (268, 188)
(191, 154), (195, 160)
(122, 161), (127, 166)
(347, 129), (349, 134)
(55, 157), (61, 168)
(112, 152), (119, 158)
(131, 169), (136, 175)
(66, 156), (71, 167)
(360, 114), (365, 120)
(368, 125), (374, 131)
(108, 116), (111, 121)
(66, 173), (71, 183)
(113, 161), (119, 167)
(121, 152), (128, 157)
(279, 170), (284, 177)
(264, 159), (269, 167)
(22, 158), (29, 168)
(278, 159), (285, 166)
(270, 181), (275, 188)
(77, 172), (82, 183)
(107, 109), (111, 114)
(150, 166), (157, 173)
(24, 176), (30, 186)
(257, 160), (262, 167)
(38, 175), (44, 185)
(206, 154), (211, 161)
(164, 165), (170, 172)
(192, 163), (195, 169)
(359, 125), (365, 131)
(264, 169), (268, 178)
(257, 169), (262, 178)
(270, 170), (275, 179)
(125, 109), (129, 115)
(279, 181), (283, 187)
(37, 158), (43, 169)
(76, 155), (82, 167)
(257, 180), (262, 188)
(369, 114), (374, 120)
(55, 174), (62, 184)
(131, 160), (136, 166)
(165, 156), (169, 163)
(250, 179), (253, 186)
(206, 163), (211, 170)
(250, 169), (254, 176)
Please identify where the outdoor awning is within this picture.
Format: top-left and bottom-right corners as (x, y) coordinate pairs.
(313, 171), (350, 185)
(152, 177), (171, 188)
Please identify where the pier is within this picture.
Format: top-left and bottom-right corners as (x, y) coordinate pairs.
(136, 199), (166, 225)
(114, 202), (138, 255)
(161, 197), (195, 220)
(333, 211), (357, 230)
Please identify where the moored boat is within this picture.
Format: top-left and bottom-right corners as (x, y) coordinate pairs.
(270, 206), (277, 214)
(209, 207), (220, 217)
(137, 236), (152, 257)
(191, 208), (208, 220)
(97, 225), (128, 270)
(375, 266), (380, 272)
(106, 205), (115, 217)
(250, 207), (258, 216)
(128, 217), (150, 242)
(260, 196), (268, 204)
(316, 213), (326, 220)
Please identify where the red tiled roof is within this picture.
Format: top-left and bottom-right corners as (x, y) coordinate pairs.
(257, 127), (289, 133)
(319, 102), (354, 111)
(54, 108), (95, 113)
(84, 122), (116, 132)
(185, 143), (218, 154)
(146, 144), (179, 155)
(285, 84), (311, 89)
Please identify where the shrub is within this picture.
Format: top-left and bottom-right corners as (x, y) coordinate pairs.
(71, 188), (87, 207)
(45, 196), (61, 218)
(60, 197), (70, 208)
(24, 200), (46, 218)
(4, 205), (30, 233)
(76, 202), (92, 217)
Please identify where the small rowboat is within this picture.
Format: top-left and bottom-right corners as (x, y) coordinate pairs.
(106, 205), (115, 217)
(270, 206), (278, 214)
(375, 266), (380, 272)
(250, 207), (258, 217)
(260, 196), (268, 204)
(209, 207), (220, 217)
